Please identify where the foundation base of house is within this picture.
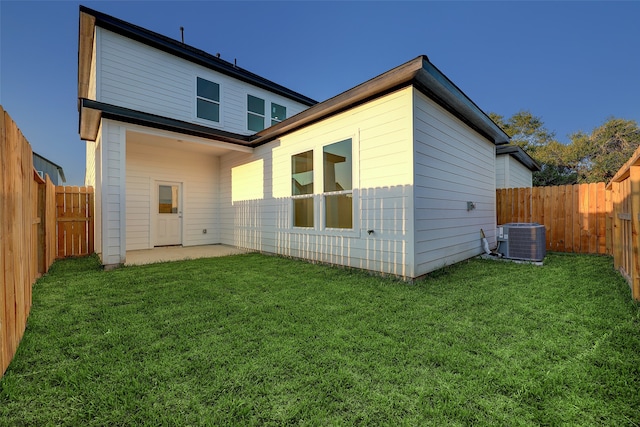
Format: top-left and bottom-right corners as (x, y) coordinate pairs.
(479, 253), (544, 266)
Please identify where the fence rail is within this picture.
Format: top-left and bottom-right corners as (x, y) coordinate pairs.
(496, 183), (611, 255)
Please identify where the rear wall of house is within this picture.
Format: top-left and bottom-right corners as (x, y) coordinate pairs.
(413, 90), (497, 276)
(219, 87), (416, 277)
(94, 28), (309, 136)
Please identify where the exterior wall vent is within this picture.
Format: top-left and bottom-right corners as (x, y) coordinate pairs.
(497, 223), (546, 262)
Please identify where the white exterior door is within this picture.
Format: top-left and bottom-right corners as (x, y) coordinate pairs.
(155, 182), (182, 246)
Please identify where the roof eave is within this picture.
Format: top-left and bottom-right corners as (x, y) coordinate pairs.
(415, 58), (510, 146)
(253, 55), (510, 147)
(496, 145), (541, 172)
(252, 56), (425, 145)
(79, 6), (317, 107)
(79, 99), (254, 147)
(78, 10), (95, 102)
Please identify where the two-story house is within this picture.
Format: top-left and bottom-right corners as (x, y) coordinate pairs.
(79, 5), (510, 278)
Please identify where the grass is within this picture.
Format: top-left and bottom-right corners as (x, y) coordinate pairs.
(1, 252), (639, 426)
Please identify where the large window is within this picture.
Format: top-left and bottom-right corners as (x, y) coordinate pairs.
(196, 77), (220, 122)
(271, 103), (286, 125)
(248, 95), (265, 132)
(291, 150), (314, 227)
(323, 139), (352, 229)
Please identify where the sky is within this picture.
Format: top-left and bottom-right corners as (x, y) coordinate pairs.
(1, 1), (639, 186)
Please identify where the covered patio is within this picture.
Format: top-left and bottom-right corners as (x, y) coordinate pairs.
(125, 244), (248, 266)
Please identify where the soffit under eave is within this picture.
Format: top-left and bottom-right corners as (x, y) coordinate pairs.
(413, 66), (510, 146)
(78, 12), (95, 102)
(80, 105), (101, 141)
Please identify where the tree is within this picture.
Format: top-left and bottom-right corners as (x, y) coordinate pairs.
(488, 110), (555, 154)
(489, 111), (640, 186)
(531, 140), (577, 186)
(568, 118), (640, 183)
(489, 110), (571, 185)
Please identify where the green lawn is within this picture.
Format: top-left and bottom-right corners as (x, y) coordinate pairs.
(1, 253), (639, 426)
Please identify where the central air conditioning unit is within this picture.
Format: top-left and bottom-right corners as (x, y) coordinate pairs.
(497, 223), (546, 262)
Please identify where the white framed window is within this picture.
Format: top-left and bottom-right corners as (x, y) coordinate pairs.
(196, 77), (220, 123)
(290, 137), (355, 231)
(323, 139), (353, 229)
(271, 103), (286, 126)
(291, 150), (314, 228)
(248, 95), (265, 132)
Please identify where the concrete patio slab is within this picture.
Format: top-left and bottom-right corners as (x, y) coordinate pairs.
(125, 244), (248, 266)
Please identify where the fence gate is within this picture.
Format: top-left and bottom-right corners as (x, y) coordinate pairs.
(56, 186), (94, 258)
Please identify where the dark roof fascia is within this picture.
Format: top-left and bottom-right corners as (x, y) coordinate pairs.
(496, 145), (541, 172)
(79, 5), (317, 107)
(80, 98), (254, 146)
(414, 58), (510, 145)
(79, 54), (509, 152)
(252, 55), (510, 147)
(33, 152), (67, 182)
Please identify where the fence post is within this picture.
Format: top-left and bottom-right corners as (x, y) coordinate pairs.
(630, 166), (640, 300)
(612, 181), (622, 270)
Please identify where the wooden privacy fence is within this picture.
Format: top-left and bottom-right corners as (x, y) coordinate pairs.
(496, 183), (611, 255)
(56, 186), (94, 258)
(1, 106), (56, 377)
(608, 144), (640, 300)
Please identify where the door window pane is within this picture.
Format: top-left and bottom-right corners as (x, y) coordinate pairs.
(159, 185), (178, 214)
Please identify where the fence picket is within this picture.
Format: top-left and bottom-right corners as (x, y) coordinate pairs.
(0, 107), (61, 377)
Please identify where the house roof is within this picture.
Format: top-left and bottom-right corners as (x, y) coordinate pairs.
(496, 145), (541, 172)
(33, 152), (67, 182)
(78, 7), (510, 147)
(78, 6), (317, 107)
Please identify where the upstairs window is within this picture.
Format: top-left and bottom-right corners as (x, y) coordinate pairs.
(291, 150), (314, 228)
(248, 95), (265, 132)
(271, 103), (286, 126)
(196, 77), (220, 122)
(323, 139), (352, 229)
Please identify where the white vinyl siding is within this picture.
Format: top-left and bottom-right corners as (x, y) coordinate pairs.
(88, 27), (97, 100)
(496, 154), (533, 188)
(96, 28), (309, 136)
(495, 154), (506, 188)
(97, 119), (126, 267)
(93, 129), (103, 256)
(85, 140), (96, 187)
(125, 137), (220, 250)
(413, 89), (496, 276)
(220, 87), (414, 277)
